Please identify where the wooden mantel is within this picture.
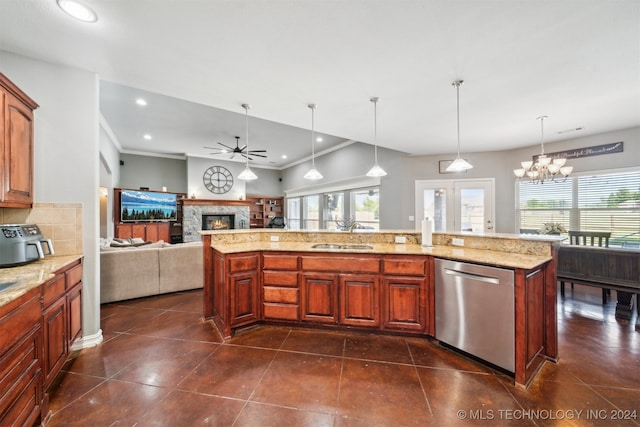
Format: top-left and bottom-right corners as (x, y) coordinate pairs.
(181, 198), (251, 207)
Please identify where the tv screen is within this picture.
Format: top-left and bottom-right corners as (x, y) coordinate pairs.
(120, 190), (177, 222)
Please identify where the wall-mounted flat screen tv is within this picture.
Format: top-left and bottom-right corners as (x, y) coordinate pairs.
(120, 190), (177, 222)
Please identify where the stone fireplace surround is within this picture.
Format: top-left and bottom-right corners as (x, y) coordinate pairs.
(182, 199), (250, 242)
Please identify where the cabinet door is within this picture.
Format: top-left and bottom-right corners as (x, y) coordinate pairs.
(382, 276), (426, 332)
(300, 273), (338, 324)
(229, 271), (259, 327)
(115, 224), (133, 239)
(42, 297), (67, 387)
(2, 92), (34, 206)
(340, 274), (380, 327)
(67, 283), (83, 346)
(131, 224), (146, 239)
(145, 223), (159, 241)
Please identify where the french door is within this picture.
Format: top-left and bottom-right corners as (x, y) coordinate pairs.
(415, 179), (495, 233)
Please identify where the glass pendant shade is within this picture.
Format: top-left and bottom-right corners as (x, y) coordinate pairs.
(305, 104), (323, 180)
(238, 165), (257, 180)
(304, 167), (323, 180)
(238, 103), (258, 181)
(446, 80), (473, 172)
(366, 97), (387, 177)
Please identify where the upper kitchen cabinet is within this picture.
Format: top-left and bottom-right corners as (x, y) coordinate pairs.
(0, 73), (38, 208)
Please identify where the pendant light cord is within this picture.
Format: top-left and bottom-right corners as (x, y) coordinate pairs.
(455, 81), (462, 157)
(372, 97), (379, 163)
(538, 115), (546, 156)
(242, 103), (251, 166)
(309, 104), (316, 168)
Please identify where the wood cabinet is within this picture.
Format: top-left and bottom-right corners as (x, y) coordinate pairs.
(0, 73), (39, 208)
(41, 260), (83, 390)
(0, 287), (42, 427)
(262, 254), (299, 321)
(340, 274), (380, 327)
(115, 222), (170, 242)
(381, 256), (428, 333)
(301, 273), (339, 324)
(247, 196), (284, 228)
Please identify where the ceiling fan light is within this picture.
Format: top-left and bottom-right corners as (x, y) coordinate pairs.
(446, 157), (474, 172)
(366, 163), (387, 177)
(238, 165), (258, 180)
(304, 167), (323, 180)
(57, 0), (98, 23)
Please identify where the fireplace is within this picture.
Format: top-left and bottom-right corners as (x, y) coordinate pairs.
(202, 214), (235, 230)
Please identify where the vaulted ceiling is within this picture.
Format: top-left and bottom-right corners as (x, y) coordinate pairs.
(1, 0), (638, 168)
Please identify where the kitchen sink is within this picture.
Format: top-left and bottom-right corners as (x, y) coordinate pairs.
(311, 244), (373, 250)
(0, 281), (18, 292)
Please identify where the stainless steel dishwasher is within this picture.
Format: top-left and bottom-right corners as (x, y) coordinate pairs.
(434, 258), (515, 372)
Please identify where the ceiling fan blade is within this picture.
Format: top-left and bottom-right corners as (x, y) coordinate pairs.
(247, 149), (267, 153)
(217, 142), (235, 150)
(238, 145), (247, 152)
(250, 153), (267, 158)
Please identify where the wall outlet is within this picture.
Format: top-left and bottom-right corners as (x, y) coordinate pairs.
(395, 236), (407, 244)
(270, 235), (279, 242)
(452, 238), (464, 246)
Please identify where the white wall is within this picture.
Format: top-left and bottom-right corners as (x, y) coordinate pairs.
(1, 50), (102, 346)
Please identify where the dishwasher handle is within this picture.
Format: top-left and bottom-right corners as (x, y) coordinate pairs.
(443, 267), (500, 285)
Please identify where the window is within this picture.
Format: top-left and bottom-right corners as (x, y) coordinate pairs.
(286, 185), (380, 231)
(517, 168), (640, 247)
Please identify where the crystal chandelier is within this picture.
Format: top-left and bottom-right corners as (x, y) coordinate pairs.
(513, 116), (573, 183)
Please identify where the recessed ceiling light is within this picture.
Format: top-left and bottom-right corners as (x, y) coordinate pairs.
(281, 154), (287, 159)
(316, 137), (323, 143)
(57, 0), (98, 23)
(135, 98), (147, 106)
(143, 134), (152, 140)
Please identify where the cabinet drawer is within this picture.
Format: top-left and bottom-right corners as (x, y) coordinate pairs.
(42, 274), (65, 308)
(65, 263), (83, 288)
(0, 289), (40, 346)
(301, 256), (380, 273)
(263, 271), (298, 287)
(264, 287), (299, 304)
(382, 257), (427, 276)
(0, 326), (40, 420)
(263, 303), (299, 321)
(229, 253), (259, 273)
(263, 254), (298, 270)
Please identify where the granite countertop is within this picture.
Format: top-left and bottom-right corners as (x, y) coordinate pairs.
(0, 255), (83, 308)
(209, 241), (551, 270)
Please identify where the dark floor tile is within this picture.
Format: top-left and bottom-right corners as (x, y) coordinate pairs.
(338, 359), (431, 426)
(344, 333), (413, 364)
(100, 305), (165, 333)
(136, 389), (245, 427)
(47, 379), (169, 426)
(591, 385), (640, 414)
(251, 351), (342, 413)
(334, 415), (401, 427)
(416, 367), (532, 427)
(234, 402), (336, 427)
(126, 309), (221, 342)
(119, 289), (203, 311)
(46, 371), (105, 413)
(113, 339), (217, 387)
(406, 337), (493, 373)
(281, 328), (346, 356)
(226, 324), (291, 349)
(178, 345), (276, 399)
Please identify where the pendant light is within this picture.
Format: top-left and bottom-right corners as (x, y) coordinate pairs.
(446, 80), (474, 172)
(513, 116), (573, 183)
(238, 103), (258, 181)
(366, 97), (387, 177)
(304, 104), (323, 180)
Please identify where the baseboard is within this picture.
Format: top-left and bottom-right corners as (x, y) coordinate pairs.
(70, 328), (104, 350)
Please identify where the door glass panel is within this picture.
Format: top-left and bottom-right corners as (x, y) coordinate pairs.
(460, 188), (485, 232)
(324, 192), (344, 230)
(423, 189), (447, 232)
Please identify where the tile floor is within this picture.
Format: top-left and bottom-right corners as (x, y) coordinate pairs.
(47, 286), (639, 426)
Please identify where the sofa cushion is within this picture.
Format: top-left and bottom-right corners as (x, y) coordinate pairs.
(100, 246), (160, 303)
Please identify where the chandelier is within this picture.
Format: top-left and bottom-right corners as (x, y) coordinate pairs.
(513, 116), (572, 183)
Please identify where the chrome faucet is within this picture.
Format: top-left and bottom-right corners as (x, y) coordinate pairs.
(349, 222), (360, 242)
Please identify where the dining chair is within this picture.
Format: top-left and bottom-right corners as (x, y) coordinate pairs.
(561, 230), (612, 303)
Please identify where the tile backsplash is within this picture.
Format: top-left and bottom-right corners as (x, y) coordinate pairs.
(0, 203), (83, 255)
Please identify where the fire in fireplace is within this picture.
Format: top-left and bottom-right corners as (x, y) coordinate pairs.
(202, 214), (235, 230)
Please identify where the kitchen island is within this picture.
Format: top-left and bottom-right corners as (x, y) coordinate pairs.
(200, 229), (561, 387)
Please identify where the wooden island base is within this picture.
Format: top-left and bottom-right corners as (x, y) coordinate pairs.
(201, 232), (560, 388)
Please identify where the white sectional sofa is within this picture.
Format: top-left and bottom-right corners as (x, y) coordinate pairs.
(100, 240), (203, 304)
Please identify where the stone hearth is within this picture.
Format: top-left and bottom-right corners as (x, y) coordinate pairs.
(182, 200), (249, 242)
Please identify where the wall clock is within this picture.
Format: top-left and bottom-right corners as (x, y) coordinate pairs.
(203, 165), (234, 194)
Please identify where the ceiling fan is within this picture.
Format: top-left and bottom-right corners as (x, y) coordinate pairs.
(205, 136), (267, 160)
